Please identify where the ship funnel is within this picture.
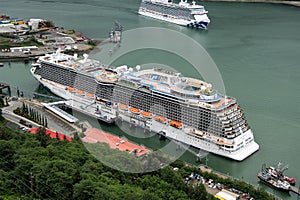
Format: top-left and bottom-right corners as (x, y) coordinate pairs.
(83, 53), (89, 63)
(136, 65), (141, 71)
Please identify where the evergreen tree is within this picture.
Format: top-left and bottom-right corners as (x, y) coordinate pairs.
(56, 131), (59, 140)
(24, 104), (28, 115)
(0, 108), (4, 122)
(21, 102), (26, 114)
(36, 127), (50, 148)
(0, 98), (4, 108)
(45, 117), (48, 128)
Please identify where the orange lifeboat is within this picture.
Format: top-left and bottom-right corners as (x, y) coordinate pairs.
(154, 116), (167, 123)
(141, 111), (152, 118)
(130, 107), (140, 114)
(86, 93), (95, 99)
(77, 90), (85, 95)
(67, 87), (75, 93)
(118, 104), (128, 110)
(169, 120), (182, 129)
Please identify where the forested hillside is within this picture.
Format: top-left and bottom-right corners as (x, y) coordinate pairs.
(0, 109), (276, 200)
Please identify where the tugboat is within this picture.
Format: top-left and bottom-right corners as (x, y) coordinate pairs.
(258, 162), (296, 192)
(269, 162), (296, 186)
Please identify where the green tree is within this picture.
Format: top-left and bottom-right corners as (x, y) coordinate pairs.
(0, 109), (4, 122)
(0, 98), (4, 108)
(188, 183), (211, 200)
(35, 127), (50, 148)
(55, 131), (59, 140)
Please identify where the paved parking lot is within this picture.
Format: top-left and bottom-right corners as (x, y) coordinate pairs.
(3, 99), (77, 136)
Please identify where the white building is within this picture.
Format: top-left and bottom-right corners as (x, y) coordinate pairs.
(28, 19), (43, 30)
(10, 46), (39, 53)
(215, 189), (240, 200)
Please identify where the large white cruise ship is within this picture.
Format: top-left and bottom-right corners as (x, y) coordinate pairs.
(138, 0), (210, 29)
(31, 51), (259, 161)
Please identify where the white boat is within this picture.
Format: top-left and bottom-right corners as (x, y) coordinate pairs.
(30, 50), (259, 161)
(138, 0), (210, 29)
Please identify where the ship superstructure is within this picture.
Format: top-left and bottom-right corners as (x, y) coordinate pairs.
(31, 50), (259, 161)
(138, 0), (210, 29)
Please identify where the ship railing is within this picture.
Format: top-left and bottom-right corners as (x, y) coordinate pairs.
(191, 10), (207, 15)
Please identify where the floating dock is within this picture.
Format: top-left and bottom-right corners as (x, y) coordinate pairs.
(290, 185), (300, 195)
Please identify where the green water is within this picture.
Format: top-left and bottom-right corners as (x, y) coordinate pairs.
(1, 1), (300, 198)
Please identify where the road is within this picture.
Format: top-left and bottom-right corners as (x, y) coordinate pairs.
(2, 99), (77, 137)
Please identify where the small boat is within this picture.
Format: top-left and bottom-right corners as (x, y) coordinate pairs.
(67, 87), (76, 93)
(258, 162), (296, 192)
(0, 63), (4, 67)
(154, 115), (166, 123)
(141, 111), (152, 118)
(258, 171), (290, 192)
(86, 93), (95, 99)
(266, 163), (296, 186)
(130, 107), (140, 114)
(76, 90), (85, 95)
(118, 104), (129, 110)
(169, 120), (182, 129)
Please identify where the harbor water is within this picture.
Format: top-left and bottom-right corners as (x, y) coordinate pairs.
(1, 0), (300, 199)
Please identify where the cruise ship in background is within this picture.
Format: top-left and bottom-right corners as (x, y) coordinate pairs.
(138, 0), (210, 29)
(31, 50), (259, 161)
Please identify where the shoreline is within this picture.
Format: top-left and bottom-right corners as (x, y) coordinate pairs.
(203, 0), (300, 7)
(0, 43), (98, 62)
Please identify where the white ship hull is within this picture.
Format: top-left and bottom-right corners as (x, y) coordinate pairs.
(32, 68), (259, 161)
(118, 112), (259, 161)
(138, 10), (209, 29)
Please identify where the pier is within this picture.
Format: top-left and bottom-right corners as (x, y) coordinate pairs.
(290, 185), (300, 195)
(0, 82), (11, 96)
(42, 101), (78, 123)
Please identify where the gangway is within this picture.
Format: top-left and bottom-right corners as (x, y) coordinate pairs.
(42, 101), (78, 123)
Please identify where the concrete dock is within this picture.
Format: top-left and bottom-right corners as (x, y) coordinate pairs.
(290, 185), (300, 195)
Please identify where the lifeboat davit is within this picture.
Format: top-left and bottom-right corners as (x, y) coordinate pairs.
(154, 116), (167, 123)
